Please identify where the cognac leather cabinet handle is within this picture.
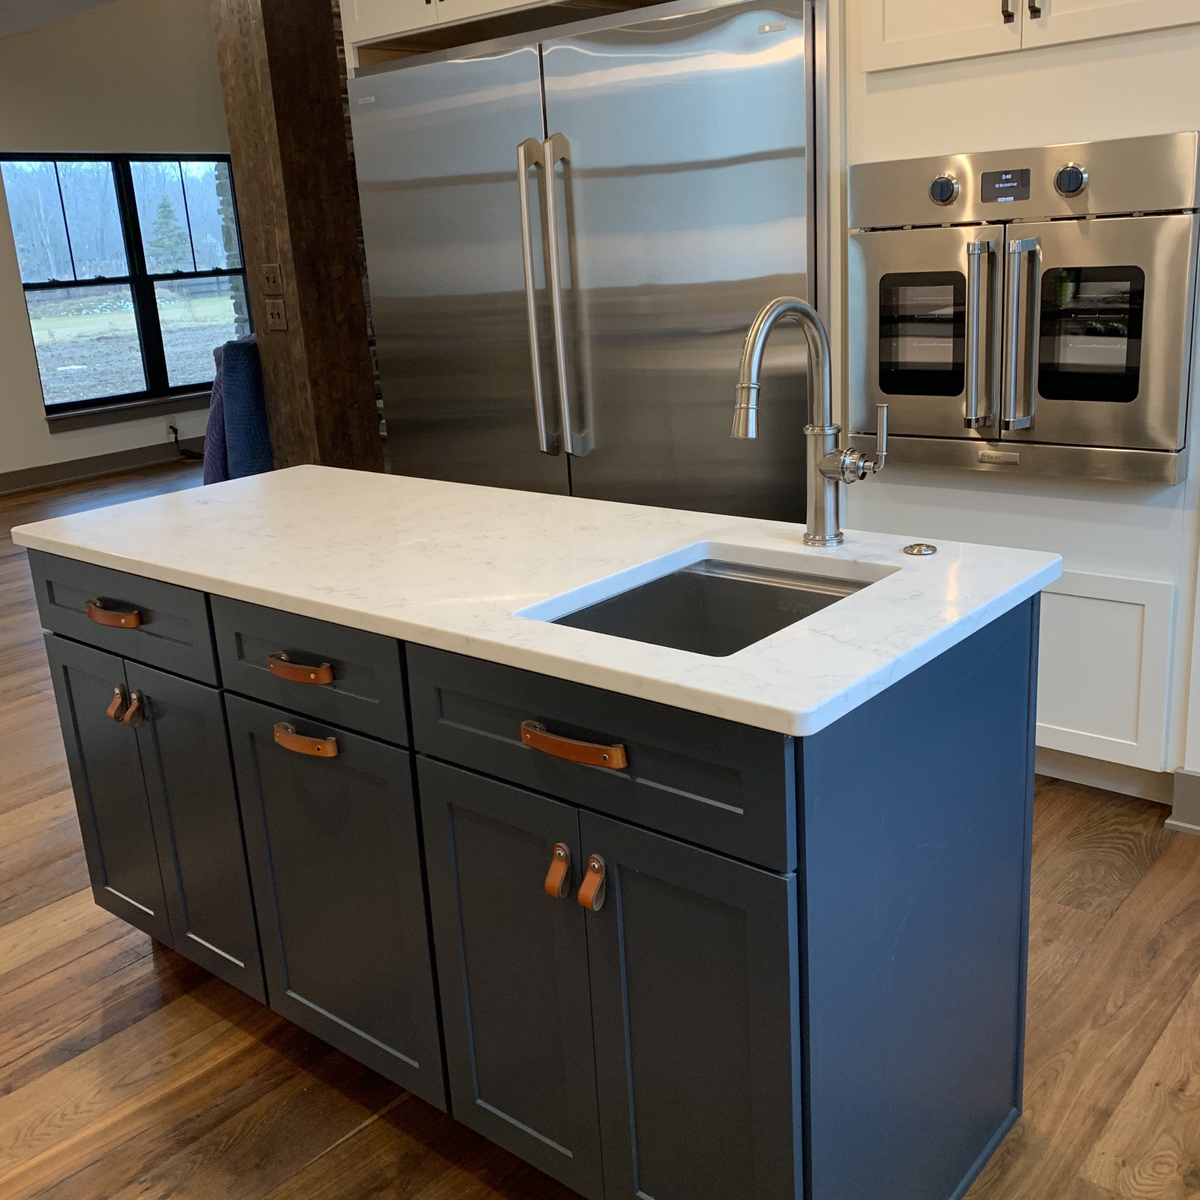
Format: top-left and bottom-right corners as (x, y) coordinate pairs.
(544, 843), (572, 899)
(106, 686), (128, 722)
(86, 599), (142, 629)
(577, 855), (606, 912)
(274, 722), (339, 758)
(268, 652), (334, 686)
(520, 720), (628, 769)
(123, 690), (145, 728)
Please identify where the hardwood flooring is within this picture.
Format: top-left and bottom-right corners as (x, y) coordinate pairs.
(2, 462), (1199, 1199)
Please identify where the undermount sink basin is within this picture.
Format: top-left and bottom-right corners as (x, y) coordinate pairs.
(548, 557), (870, 657)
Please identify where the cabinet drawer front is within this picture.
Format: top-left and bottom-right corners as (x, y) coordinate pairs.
(408, 645), (795, 872)
(127, 662), (266, 1002)
(212, 596), (408, 744)
(580, 811), (802, 1200)
(419, 758), (604, 1200)
(30, 551), (218, 685)
(43, 635), (174, 944)
(226, 695), (443, 1107)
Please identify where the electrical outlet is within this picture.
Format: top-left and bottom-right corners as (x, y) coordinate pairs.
(261, 263), (283, 295)
(265, 299), (289, 332)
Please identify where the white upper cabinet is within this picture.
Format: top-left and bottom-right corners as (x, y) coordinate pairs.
(1022, 0), (1200, 49)
(859, 0), (1200, 71)
(860, 0), (1021, 71)
(348, 0), (437, 45)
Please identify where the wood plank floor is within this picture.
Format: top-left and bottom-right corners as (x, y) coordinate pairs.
(2, 463), (1200, 1200)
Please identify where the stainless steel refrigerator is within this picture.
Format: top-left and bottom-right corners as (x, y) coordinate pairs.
(349, 0), (815, 520)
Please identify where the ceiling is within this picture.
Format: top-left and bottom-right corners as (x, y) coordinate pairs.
(0, 0), (119, 39)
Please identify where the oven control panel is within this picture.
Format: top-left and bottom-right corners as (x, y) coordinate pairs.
(848, 132), (1199, 229)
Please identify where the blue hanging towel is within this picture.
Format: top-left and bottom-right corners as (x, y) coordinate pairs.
(203, 344), (229, 485)
(221, 336), (274, 479)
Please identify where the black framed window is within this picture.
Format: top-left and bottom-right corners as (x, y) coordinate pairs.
(1, 154), (251, 415)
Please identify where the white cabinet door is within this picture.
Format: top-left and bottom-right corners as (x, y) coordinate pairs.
(859, 0), (1022, 72)
(434, 0), (524, 24)
(346, 0), (436, 45)
(1036, 571), (1175, 772)
(1022, 0), (1200, 49)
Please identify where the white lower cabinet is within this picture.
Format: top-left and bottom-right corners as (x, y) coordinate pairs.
(1036, 570), (1175, 772)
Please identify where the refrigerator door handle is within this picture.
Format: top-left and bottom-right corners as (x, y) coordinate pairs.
(964, 239), (999, 429)
(543, 131), (593, 456)
(517, 137), (561, 455)
(1002, 236), (1041, 431)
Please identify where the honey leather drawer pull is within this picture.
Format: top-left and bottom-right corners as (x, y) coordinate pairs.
(268, 652), (334, 686)
(520, 720), (628, 769)
(274, 721), (339, 758)
(577, 855), (606, 912)
(106, 686), (128, 722)
(86, 599), (142, 629)
(544, 842), (572, 899)
(123, 690), (145, 728)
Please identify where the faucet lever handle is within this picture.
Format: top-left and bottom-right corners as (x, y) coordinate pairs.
(873, 403), (888, 472)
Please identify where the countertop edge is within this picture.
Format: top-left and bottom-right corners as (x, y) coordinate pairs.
(13, 527), (1063, 738)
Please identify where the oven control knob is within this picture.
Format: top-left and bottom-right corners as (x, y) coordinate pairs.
(1055, 163), (1088, 196)
(929, 174), (959, 206)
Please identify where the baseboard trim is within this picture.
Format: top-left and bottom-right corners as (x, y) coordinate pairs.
(1036, 746), (1173, 806)
(0, 438), (205, 498)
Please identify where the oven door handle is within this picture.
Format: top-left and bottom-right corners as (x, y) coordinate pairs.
(1002, 236), (1041, 431)
(965, 239), (998, 429)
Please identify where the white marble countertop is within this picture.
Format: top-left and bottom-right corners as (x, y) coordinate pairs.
(12, 465), (1061, 736)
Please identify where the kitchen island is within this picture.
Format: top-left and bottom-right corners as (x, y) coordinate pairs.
(13, 466), (1060, 1200)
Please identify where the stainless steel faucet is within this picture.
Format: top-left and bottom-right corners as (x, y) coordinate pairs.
(732, 297), (887, 547)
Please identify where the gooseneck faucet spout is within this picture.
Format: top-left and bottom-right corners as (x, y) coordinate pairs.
(732, 297), (887, 547)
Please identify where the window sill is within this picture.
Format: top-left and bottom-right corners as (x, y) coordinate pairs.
(45, 390), (211, 433)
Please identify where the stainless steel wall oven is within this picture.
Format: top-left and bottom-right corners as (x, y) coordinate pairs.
(847, 134), (1200, 484)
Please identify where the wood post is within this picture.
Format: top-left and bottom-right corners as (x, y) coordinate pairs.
(209, 0), (382, 472)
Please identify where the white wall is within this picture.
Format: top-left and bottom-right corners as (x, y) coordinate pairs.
(838, 7), (1200, 777)
(0, 0), (229, 476)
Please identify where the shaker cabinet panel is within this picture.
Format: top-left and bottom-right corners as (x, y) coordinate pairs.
(419, 758), (604, 1200)
(859, 0), (1021, 72)
(227, 695), (445, 1107)
(44, 635), (173, 943)
(211, 595), (409, 745)
(30, 550), (219, 685)
(581, 811), (802, 1200)
(1022, 0), (1200, 48)
(127, 663), (265, 1001)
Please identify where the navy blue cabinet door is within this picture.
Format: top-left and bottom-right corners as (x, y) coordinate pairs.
(126, 662), (265, 1002)
(580, 811), (803, 1200)
(418, 758), (604, 1200)
(44, 635), (173, 944)
(227, 695), (445, 1108)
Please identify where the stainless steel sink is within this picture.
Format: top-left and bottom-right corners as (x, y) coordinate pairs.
(552, 559), (865, 657)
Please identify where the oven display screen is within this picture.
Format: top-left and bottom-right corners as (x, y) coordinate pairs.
(980, 169), (1031, 203)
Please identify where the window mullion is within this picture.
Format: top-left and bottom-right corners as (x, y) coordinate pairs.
(113, 157), (168, 394)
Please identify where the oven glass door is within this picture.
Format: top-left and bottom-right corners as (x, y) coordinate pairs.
(848, 224), (1004, 441)
(1001, 213), (1198, 451)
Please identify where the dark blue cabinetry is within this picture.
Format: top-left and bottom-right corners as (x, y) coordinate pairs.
(32, 548), (1040, 1200)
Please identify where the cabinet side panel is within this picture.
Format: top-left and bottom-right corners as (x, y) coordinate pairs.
(801, 599), (1036, 1200)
